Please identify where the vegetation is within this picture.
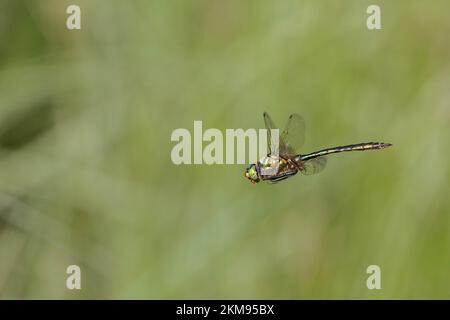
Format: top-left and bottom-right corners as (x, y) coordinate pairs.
(0, 0), (449, 298)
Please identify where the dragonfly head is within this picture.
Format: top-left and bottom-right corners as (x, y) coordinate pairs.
(244, 164), (260, 184)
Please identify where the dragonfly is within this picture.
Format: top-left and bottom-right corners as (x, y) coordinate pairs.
(244, 112), (392, 184)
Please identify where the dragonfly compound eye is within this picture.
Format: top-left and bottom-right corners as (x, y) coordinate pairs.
(244, 164), (260, 183)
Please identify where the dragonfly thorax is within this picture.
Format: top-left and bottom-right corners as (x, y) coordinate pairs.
(258, 155), (284, 175)
(244, 155), (300, 184)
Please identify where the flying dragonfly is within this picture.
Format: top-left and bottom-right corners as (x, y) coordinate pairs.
(244, 112), (392, 184)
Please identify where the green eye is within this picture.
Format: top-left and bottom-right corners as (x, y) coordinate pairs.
(245, 164), (260, 183)
(249, 166), (258, 179)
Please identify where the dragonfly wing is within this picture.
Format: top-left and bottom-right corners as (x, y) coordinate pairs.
(280, 113), (305, 156)
(263, 112), (282, 155)
(300, 156), (327, 175)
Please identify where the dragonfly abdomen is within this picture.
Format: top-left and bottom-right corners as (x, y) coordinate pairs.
(299, 142), (392, 161)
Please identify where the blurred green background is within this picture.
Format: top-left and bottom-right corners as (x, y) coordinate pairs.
(0, 0), (449, 299)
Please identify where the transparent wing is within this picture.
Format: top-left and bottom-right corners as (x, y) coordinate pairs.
(280, 113), (305, 156)
(263, 112), (283, 155)
(300, 157), (327, 175)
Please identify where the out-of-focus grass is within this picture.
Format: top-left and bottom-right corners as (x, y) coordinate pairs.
(0, 0), (449, 299)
